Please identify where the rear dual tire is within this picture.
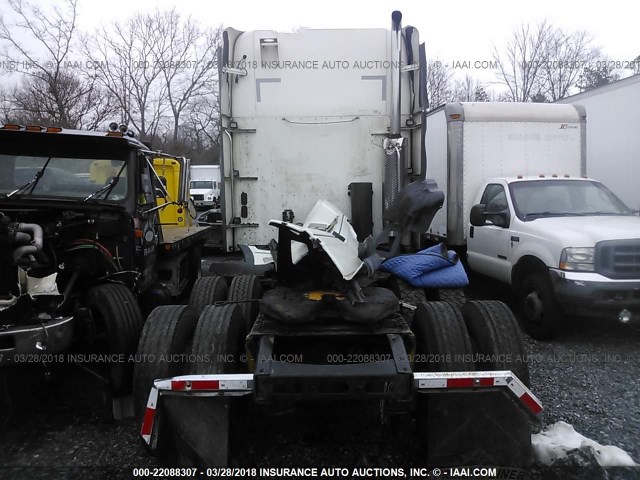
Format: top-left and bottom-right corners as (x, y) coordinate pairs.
(412, 300), (532, 466)
(134, 304), (247, 466)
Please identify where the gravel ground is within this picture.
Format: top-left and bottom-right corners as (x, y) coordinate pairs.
(525, 316), (640, 462)
(1, 276), (639, 478)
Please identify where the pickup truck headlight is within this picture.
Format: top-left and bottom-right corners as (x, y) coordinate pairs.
(559, 247), (595, 272)
(206, 195), (213, 200)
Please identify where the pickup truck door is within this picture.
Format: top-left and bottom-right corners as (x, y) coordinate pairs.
(467, 183), (513, 284)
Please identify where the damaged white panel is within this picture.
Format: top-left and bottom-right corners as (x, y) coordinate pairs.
(245, 246), (275, 265)
(270, 199), (364, 281)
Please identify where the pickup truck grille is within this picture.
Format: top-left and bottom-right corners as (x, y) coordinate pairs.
(192, 194), (204, 201)
(596, 240), (640, 279)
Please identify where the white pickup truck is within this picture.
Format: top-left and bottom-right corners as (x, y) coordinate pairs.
(426, 102), (640, 338)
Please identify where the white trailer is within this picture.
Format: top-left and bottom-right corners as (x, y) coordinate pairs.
(558, 74), (640, 210)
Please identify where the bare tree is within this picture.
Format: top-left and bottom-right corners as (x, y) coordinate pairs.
(0, 0), (102, 127)
(493, 20), (554, 102)
(150, 10), (222, 149)
(182, 91), (221, 150)
(542, 29), (594, 101)
(452, 75), (489, 102)
(85, 13), (169, 139)
(578, 55), (620, 92)
(11, 71), (116, 128)
(0, 88), (14, 122)
(426, 59), (454, 108)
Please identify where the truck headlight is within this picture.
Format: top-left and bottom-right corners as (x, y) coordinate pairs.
(206, 195), (213, 200)
(560, 247), (595, 272)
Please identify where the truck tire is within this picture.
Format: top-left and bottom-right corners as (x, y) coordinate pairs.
(437, 288), (466, 308)
(461, 300), (530, 387)
(132, 305), (198, 425)
(412, 302), (476, 466)
(228, 275), (262, 330)
(413, 302), (531, 466)
(188, 276), (228, 316)
(183, 246), (202, 298)
(412, 301), (474, 371)
(164, 305), (247, 467)
(87, 283), (144, 395)
(519, 273), (563, 340)
(390, 277), (425, 325)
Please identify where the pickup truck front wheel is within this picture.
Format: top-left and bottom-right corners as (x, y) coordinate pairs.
(519, 273), (563, 340)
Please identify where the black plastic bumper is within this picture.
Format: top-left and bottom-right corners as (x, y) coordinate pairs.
(550, 269), (640, 318)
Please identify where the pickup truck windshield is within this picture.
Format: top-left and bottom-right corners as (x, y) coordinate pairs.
(510, 180), (633, 220)
(0, 154), (128, 201)
(191, 180), (214, 189)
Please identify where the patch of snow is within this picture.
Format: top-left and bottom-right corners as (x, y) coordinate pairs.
(532, 421), (637, 467)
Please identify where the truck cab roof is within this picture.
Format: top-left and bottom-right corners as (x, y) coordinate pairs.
(0, 124), (147, 150)
(496, 176), (596, 184)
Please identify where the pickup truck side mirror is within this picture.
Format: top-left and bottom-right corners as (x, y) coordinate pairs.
(470, 204), (488, 226)
(470, 204), (511, 228)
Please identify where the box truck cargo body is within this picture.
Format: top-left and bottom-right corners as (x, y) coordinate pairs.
(425, 102), (586, 246)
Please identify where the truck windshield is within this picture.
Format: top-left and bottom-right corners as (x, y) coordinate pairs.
(510, 180), (633, 220)
(191, 180), (214, 189)
(0, 154), (128, 201)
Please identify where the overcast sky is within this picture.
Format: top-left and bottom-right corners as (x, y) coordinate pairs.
(73, 0), (639, 85)
(2, 0), (638, 86)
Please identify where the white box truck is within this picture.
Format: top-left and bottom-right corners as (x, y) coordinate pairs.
(426, 102), (640, 338)
(190, 165), (221, 208)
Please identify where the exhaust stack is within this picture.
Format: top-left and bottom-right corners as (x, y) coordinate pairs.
(383, 11), (407, 219)
(390, 10), (402, 136)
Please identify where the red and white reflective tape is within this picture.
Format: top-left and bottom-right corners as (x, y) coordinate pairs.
(140, 385), (159, 445)
(139, 374), (253, 446)
(140, 371), (542, 447)
(413, 370), (543, 417)
(166, 374), (253, 392)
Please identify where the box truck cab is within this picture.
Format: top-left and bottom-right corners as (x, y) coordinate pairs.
(190, 165), (220, 209)
(426, 102), (640, 338)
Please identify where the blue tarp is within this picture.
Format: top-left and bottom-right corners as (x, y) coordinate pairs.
(380, 243), (469, 288)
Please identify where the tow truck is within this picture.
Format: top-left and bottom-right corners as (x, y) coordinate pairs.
(0, 122), (209, 411)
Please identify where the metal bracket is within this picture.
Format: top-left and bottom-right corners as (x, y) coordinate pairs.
(388, 333), (411, 374)
(401, 63), (419, 72)
(222, 66), (247, 76)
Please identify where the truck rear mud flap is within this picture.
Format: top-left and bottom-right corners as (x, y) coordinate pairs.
(415, 371), (542, 466)
(140, 370), (542, 465)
